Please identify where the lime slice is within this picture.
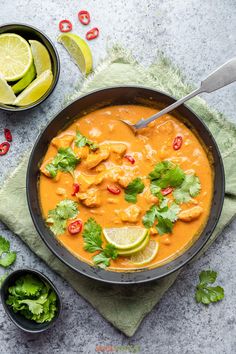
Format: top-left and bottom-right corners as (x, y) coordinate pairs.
(13, 69), (53, 106)
(129, 240), (159, 266)
(57, 33), (93, 75)
(103, 227), (148, 250)
(0, 76), (16, 104)
(12, 63), (36, 94)
(29, 40), (52, 75)
(118, 234), (150, 256)
(0, 33), (32, 81)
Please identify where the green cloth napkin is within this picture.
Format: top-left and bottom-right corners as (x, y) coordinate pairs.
(0, 46), (236, 337)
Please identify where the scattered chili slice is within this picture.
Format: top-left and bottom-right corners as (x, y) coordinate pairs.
(161, 187), (173, 196)
(124, 154), (135, 164)
(0, 142), (10, 156)
(4, 128), (12, 142)
(173, 136), (183, 150)
(86, 27), (99, 40)
(59, 19), (73, 33)
(107, 184), (121, 195)
(71, 183), (80, 196)
(78, 10), (90, 25)
(68, 220), (83, 235)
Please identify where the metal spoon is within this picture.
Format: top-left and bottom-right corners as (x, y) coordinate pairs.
(122, 58), (236, 132)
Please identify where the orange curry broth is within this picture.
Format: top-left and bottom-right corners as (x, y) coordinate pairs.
(39, 105), (213, 271)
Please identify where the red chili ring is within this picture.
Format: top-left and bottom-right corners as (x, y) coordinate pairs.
(68, 220), (83, 235)
(173, 136), (183, 150)
(124, 154), (135, 164)
(161, 187), (173, 196)
(59, 19), (73, 33)
(0, 142), (10, 156)
(71, 183), (80, 196)
(86, 27), (99, 40)
(78, 10), (90, 25)
(4, 128), (12, 142)
(107, 184), (121, 195)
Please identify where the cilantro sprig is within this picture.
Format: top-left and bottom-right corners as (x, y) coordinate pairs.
(47, 200), (78, 236)
(0, 235), (16, 268)
(82, 218), (118, 268)
(46, 147), (80, 178)
(124, 178), (145, 203)
(149, 161), (185, 190)
(195, 270), (224, 305)
(75, 131), (98, 151)
(174, 174), (201, 203)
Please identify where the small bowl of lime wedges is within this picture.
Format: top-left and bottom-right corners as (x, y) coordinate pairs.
(0, 23), (60, 112)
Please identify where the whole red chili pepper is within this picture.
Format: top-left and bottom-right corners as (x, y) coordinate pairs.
(161, 187), (173, 196)
(124, 154), (135, 164)
(173, 136), (183, 150)
(86, 27), (99, 40)
(59, 19), (73, 33)
(0, 142), (10, 156)
(78, 10), (90, 25)
(4, 128), (12, 142)
(71, 183), (80, 196)
(107, 184), (121, 195)
(68, 220), (83, 235)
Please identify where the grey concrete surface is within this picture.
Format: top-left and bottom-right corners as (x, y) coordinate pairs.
(0, 0), (236, 353)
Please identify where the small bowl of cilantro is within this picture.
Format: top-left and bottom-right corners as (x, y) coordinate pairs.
(0, 269), (61, 332)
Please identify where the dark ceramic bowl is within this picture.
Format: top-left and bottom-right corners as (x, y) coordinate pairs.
(26, 86), (225, 284)
(0, 269), (62, 333)
(0, 23), (60, 112)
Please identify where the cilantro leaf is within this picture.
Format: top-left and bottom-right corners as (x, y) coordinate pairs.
(142, 205), (158, 228)
(174, 174), (201, 203)
(195, 270), (224, 305)
(149, 161), (185, 189)
(125, 178), (145, 203)
(46, 147), (80, 178)
(0, 252), (16, 268)
(75, 131), (98, 151)
(47, 200), (78, 236)
(93, 244), (118, 268)
(0, 235), (10, 256)
(156, 217), (173, 235)
(82, 218), (103, 252)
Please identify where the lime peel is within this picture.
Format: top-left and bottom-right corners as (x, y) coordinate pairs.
(103, 227), (148, 250)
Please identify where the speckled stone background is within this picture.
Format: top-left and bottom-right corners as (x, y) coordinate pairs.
(1, 1), (236, 353)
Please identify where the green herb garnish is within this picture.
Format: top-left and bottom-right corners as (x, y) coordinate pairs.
(75, 131), (98, 151)
(47, 200), (78, 236)
(0, 235), (16, 268)
(149, 160), (185, 192)
(173, 174), (201, 203)
(82, 218), (118, 267)
(195, 270), (224, 305)
(46, 147), (80, 178)
(6, 274), (58, 323)
(124, 178), (145, 203)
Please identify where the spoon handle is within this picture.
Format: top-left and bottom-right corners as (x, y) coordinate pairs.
(135, 58), (236, 129)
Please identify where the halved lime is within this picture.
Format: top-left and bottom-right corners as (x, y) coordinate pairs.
(103, 227), (148, 250)
(0, 33), (32, 81)
(12, 63), (36, 94)
(0, 77), (16, 104)
(57, 33), (93, 75)
(129, 240), (159, 266)
(29, 40), (52, 75)
(13, 69), (53, 106)
(118, 234), (150, 256)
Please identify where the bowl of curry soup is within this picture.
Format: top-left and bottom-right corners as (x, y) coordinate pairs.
(26, 87), (224, 284)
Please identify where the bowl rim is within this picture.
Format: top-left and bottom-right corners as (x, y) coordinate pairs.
(0, 268), (62, 333)
(26, 85), (225, 284)
(0, 22), (60, 112)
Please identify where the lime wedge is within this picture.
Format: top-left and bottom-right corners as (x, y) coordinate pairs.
(0, 76), (16, 104)
(118, 234), (150, 256)
(129, 240), (159, 266)
(29, 40), (52, 75)
(12, 63), (36, 94)
(0, 33), (32, 81)
(103, 227), (148, 250)
(13, 69), (53, 106)
(57, 33), (93, 75)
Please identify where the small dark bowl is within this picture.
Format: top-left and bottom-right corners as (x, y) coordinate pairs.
(0, 23), (60, 112)
(0, 268), (62, 333)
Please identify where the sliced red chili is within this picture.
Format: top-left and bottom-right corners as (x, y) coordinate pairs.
(86, 27), (99, 40)
(107, 184), (121, 195)
(161, 187), (173, 196)
(59, 19), (72, 32)
(173, 136), (183, 150)
(68, 220), (83, 235)
(124, 154), (135, 164)
(71, 183), (80, 196)
(78, 10), (90, 25)
(4, 128), (12, 142)
(0, 142), (10, 156)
